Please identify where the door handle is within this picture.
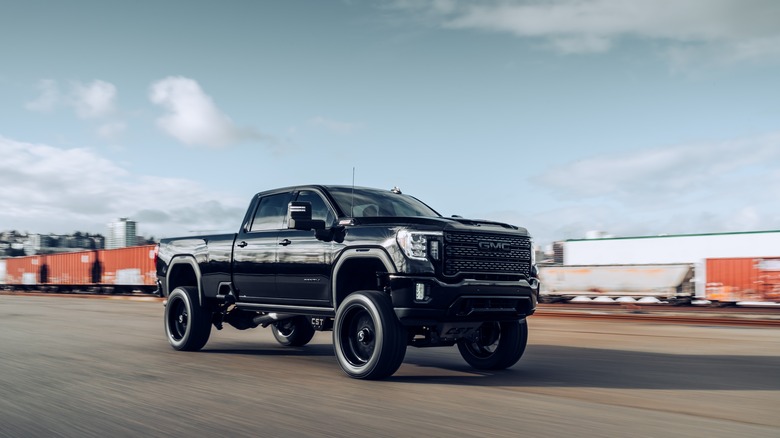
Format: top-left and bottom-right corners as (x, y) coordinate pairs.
(237, 241), (248, 248)
(279, 239), (292, 246)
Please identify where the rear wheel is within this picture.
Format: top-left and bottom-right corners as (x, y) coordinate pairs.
(333, 291), (407, 379)
(457, 319), (527, 370)
(164, 286), (212, 351)
(272, 316), (316, 347)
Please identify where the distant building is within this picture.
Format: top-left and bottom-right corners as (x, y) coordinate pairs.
(107, 218), (138, 249)
(92, 235), (106, 249)
(1, 230), (106, 256)
(552, 241), (565, 265)
(24, 234), (43, 255)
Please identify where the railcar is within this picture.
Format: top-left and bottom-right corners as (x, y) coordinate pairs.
(539, 259), (780, 305)
(539, 263), (695, 304)
(0, 245), (157, 294)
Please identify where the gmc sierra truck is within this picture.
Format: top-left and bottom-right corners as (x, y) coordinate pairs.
(157, 185), (539, 379)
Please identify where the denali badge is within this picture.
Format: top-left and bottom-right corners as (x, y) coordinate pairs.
(478, 241), (511, 251)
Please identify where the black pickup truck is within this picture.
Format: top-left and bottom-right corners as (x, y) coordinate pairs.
(157, 185), (539, 379)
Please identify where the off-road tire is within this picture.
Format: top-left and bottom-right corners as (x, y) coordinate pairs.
(272, 316), (316, 347)
(333, 290), (407, 379)
(457, 319), (528, 370)
(164, 286), (212, 351)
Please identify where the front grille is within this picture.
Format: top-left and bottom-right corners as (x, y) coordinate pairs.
(443, 231), (532, 279)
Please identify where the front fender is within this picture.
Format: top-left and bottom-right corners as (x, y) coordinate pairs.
(331, 247), (397, 308)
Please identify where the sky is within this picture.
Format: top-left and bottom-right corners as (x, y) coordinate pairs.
(1, 0), (779, 248)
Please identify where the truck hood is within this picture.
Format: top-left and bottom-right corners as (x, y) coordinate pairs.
(348, 216), (530, 236)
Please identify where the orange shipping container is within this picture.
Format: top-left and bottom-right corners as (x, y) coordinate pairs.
(44, 251), (98, 286)
(706, 257), (780, 303)
(5, 255), (43, 285)
(99, 245), (157, 288)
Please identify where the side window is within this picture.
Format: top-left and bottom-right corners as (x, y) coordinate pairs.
(250, 193), (290, 231)
(296, 190), (335, 225)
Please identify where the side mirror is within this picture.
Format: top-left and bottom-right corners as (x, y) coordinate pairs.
(288, 201), (326, 231)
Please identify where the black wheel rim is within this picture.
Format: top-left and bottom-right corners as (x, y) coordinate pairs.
(464, 322), (500, 358)
(168, 296), (188, 341)
(340, 306), (376, 366)
(275, 320), (295, 338)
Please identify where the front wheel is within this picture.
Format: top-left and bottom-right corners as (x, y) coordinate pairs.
(164, 286), (212, 351)
(333, 291), (407, 379)
(272, 316), (316, 347)
(457, 319), (528, 370)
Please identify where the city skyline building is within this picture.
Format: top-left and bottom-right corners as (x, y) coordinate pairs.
(106, 218), (137, 249)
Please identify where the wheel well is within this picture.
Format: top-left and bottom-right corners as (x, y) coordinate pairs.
(168, 261), (199, 293)
(334, 257), (389, 307)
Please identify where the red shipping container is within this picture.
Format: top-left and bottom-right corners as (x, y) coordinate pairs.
(757, 259), (780, 301)
(44, 251), (98, 286)
(706, 257), (780, 303)
(5, 255), (43, 285)
(99, 245), (157, 288)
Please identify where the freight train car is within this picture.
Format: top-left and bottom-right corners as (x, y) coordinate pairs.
(45, 250), (99, 290)
(560, 230), (780, 299)
(0, 245), (157, 294)
(540, 259), (780, 305)
(4, 255), (43, 287)
(706, 257), (780, 304)
(539, 264), (695, 304)
(99, 245), (157, 293)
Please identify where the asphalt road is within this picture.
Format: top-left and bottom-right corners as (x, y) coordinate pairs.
(1, 295), (778, 438)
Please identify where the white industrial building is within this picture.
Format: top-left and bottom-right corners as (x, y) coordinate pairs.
(106, 218), (138, 249)
(560, 230), (780, 298)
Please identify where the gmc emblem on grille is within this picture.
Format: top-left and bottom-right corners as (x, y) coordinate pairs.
(478, 241), (511, 251)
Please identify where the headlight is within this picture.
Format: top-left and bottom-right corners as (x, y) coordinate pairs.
(397, 230), (442, 261)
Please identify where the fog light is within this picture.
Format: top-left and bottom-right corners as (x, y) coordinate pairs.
(415, 283), (428, 302)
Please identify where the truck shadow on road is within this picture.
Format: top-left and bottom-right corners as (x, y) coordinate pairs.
(392, 345), (780, 390)
(199, 343), (780, 390)
(201, 343), (335, 357)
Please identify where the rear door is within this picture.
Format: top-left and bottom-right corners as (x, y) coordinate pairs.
(232, 191), (292, 302)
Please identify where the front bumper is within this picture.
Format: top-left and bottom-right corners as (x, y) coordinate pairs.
(381, 274), (539, 326)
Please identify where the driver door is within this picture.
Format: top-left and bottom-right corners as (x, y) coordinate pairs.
(275, 189), (337, 305)
(232, 191), (292, 302)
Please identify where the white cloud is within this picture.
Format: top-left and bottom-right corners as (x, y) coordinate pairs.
(71, 80), (117, 119)
(549, 35), (612, 54)
(96, 121), (127, 140)
(391, 0), (780, 61)
(25, 79), (60, 112)
(25, 79), (118, 118)
(0, 136), (245, 237)
(537, 133), (780, 201)
(526, 132), (780, 242)
(484, 204), (626, 244)
(310, 116), (360, 135)
(25, 79), (126, 141)
(149, 76), (274, 148)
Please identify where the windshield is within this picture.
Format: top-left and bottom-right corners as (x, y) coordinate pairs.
(327, 186), (441, 218)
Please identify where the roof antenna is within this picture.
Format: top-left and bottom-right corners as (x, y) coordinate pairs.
(351, 166), (355, 217)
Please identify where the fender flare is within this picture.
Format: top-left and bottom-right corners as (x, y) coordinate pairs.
(331, 247), (397, 308)
(166, 255), (205, 306)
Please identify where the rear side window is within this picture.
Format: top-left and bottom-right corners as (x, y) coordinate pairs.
(250, 193), (291, 231)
